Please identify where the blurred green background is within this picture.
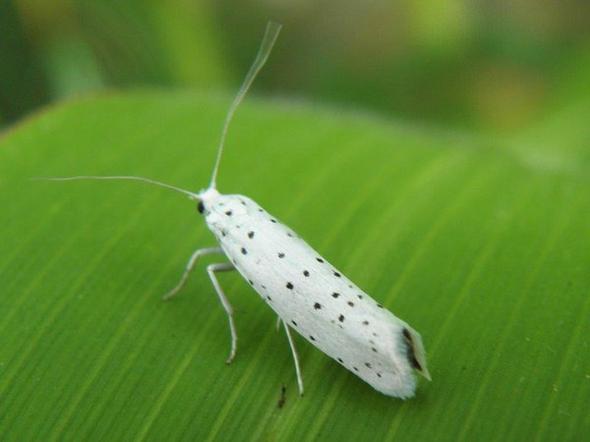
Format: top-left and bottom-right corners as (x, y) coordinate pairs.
(2, 0), (590, 134)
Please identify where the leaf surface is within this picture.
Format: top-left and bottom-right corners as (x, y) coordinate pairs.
(0, 92), (588, 441)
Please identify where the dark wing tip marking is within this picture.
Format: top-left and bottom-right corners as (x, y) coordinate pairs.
(402, 327), (430, 378)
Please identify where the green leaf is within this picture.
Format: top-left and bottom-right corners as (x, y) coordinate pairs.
(0, 92), (588, 441)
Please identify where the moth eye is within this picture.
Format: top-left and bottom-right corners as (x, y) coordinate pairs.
(197, 201), (205, 214)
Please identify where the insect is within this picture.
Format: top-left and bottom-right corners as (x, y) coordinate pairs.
(46, 22), (431, 398)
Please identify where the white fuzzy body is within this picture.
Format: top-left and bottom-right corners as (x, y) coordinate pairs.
(201, 190), (429, 398)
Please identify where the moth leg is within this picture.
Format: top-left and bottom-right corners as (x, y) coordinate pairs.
(282, 320), (304, 396)
(275, 316), (282, 332)
(207, 262), (238, 364)
(162, 247), (223, 300)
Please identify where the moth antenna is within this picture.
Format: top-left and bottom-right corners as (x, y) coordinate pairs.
(208, 21), (282, 190)
(34, 175), (199, 199)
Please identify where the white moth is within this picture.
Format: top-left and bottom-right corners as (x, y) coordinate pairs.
(47, 22), (431, 398)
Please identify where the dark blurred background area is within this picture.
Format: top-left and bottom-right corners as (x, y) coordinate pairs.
(1, 0), (590, 135)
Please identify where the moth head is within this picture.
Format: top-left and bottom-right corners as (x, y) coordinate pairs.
(402, 327), (431, 381)
(196, 187), (221, 215)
